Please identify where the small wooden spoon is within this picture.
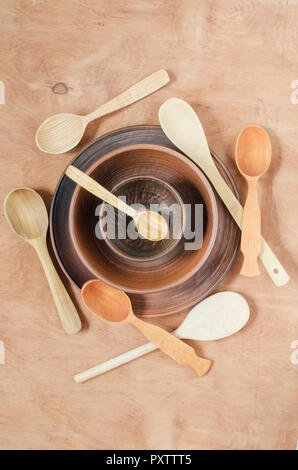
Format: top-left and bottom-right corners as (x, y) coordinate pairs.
(235, 126), (271, 276)
(81, 279), (212, 377)
(65, 165), (168, 242)
(35, 69), (169, 154)
(75, 291), (249, 383)
(4, 188), (81, 334)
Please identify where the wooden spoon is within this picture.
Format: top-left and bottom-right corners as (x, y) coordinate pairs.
(4, 188), (81, 334)
(35, 69), (169, 154)
(235, 126), (271, 276)
(81, 279), (212, 377)
(74, 291), (249, 383)
(158, 98), (289, 287)
(65, 165), (169, 242)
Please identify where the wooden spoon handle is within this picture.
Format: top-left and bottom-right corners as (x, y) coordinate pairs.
(240, 180), (261, 276)
(65, 166), (136, 217)
(32, 238), (81, 334)
(129, 316), (211, 377)
(85, 69), (169, 123)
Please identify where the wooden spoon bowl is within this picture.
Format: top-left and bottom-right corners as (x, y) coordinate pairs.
(36, 113), (85, 154)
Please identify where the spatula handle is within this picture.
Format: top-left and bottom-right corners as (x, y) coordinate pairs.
(74, 342), (159, 383)
(240, 180), (261, 276)
(74, 331), (184, 383)
(129, 316), (211, 377)
(85, 69), (170, 123)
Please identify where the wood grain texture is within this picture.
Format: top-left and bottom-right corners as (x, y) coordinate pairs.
(0, 0), (297, 450)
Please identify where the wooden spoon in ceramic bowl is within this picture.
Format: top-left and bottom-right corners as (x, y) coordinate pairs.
(65, 165), (169, 242)
(82, 279), (212, 377)
(235, 126), (271, 276)
(4, 188), (81, 334)
(35, 69), (169, 154)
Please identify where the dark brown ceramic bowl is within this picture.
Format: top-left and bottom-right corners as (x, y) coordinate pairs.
(50, 125), (240, 316)
(69, 144), (218, 293)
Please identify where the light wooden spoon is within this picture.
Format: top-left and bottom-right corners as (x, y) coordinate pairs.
(65, 165), (169, 242)
(235, 126), (271, 277)
(35, 69), (169, 154)
(158, 98), (289, 287)
(4, 188), (81, 334)
(74, 291), (249, 383)
(81, 279), (212, 377)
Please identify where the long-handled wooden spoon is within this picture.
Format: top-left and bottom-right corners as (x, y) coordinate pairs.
(35, 69), (169, 154)
(65, 165), (168, 242)
(81, 279), (212, 377)
(159, 98), (289, 286)
(235, 126), (271, 276)
(74, 291), (249, 383)
(4, 188), (81, 334)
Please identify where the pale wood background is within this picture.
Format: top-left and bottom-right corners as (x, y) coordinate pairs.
(0, 0), (297, 450)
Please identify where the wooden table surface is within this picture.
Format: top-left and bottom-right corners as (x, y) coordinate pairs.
(0, 0), (297, 450)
